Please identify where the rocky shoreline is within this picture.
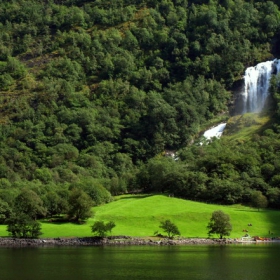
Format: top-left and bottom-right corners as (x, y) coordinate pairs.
(0, 236), (240, 247)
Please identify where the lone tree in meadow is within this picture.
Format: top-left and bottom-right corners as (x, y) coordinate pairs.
(207, 210), (232, 239)
(159, 219), (180, 239)
(91, 221), (116, 237)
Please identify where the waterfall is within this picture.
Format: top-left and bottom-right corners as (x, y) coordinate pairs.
(242, 59), (280, 113)
(202, 59), (280, 143)
(202, 123), (227, 143)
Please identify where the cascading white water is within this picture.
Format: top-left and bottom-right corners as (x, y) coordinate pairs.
(242, 59), (280, 113)
(202, 59), (280, 144)
(203, 123), (227, 140)
(201, 123), (227, 144)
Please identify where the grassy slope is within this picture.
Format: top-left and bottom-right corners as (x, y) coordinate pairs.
(0, 194), (279, 238)
(223, 112), (272, 142)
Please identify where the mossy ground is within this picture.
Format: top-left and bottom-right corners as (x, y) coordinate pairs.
(0, 194), (279, 239)
(223, 112), (272, 142)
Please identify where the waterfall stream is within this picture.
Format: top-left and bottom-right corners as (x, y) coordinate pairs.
(202, 59), (280, 142)
(242, 59), (280, 113)
(203, 123), (227, 141)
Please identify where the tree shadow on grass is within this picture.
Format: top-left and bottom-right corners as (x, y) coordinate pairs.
(40, 217), (86, 225)
(117, 194), (154, 200)
(234, 209), (264, 212)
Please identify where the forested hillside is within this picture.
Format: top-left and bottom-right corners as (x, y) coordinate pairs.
(1, 0), (280, 219)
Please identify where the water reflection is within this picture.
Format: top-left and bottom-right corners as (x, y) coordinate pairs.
(0, 244), (279, 280)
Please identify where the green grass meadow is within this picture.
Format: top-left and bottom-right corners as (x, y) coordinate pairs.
(0, 194), (279, 238)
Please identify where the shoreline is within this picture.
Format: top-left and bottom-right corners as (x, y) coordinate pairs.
(0, 236), (259, 247)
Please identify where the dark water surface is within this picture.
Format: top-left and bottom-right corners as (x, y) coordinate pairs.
(0, 244), (279, 280)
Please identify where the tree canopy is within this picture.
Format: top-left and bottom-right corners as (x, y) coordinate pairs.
(91, 221), (116, 237)
(207, 210), (232, 239)
(159, 219), (180, 238)
(1, 0), (280, 215)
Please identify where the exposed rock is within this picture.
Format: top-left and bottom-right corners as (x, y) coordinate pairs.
(0, 236), (240, 247)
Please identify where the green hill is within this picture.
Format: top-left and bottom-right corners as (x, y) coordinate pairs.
(2, 0), (280, 234)
(1, 194), (278, 239)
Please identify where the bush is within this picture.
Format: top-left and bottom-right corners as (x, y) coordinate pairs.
(91, 221), (116, 237)
(6, 214), (42, 238)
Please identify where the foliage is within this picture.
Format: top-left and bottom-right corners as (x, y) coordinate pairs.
(0, 198), (12, 224)
(207, 210), (232, 239)
(6, 213), (42, 238)
(67, 188), (93, 222)
(159, 219), (180, 238)
(43, 191), (69, 217)
(251, 191), (268, 211)
(0, 0), (280, 210)
(91, 220), (116, 237)
(14, 189), (47, 220)
(71, 178), (113, 205)
(0, 194), (280, 238)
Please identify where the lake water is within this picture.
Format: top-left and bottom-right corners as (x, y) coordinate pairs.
(0, 244), (279, 280)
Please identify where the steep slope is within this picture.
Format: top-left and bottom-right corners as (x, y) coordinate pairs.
(1, 0), (280, 213)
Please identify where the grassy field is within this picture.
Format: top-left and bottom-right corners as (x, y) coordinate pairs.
(0, 194), (279, 238)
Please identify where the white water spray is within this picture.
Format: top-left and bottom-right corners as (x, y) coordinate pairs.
(203, 123), (227, 141)
(202, 59), (280, 143)
(242, 59), (280, 113)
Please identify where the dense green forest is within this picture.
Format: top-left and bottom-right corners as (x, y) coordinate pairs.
(1, 0), (280, 223)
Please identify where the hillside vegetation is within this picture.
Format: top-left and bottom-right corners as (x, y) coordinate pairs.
(223, 113), (272, 142)
(0, 194), (278, 238)
(2, 0), (280, 224)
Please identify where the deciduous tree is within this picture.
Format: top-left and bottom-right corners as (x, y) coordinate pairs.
(0, 198), (12, 224)
(67, 188), (93, 222)
(207, 210), (232, 239)
(159, 219), (180, 238)
(6, 213), (42, 238)
(251, 191), (268, 211)
(14, 189), (47, 220)
(91, 220), (116, 237)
